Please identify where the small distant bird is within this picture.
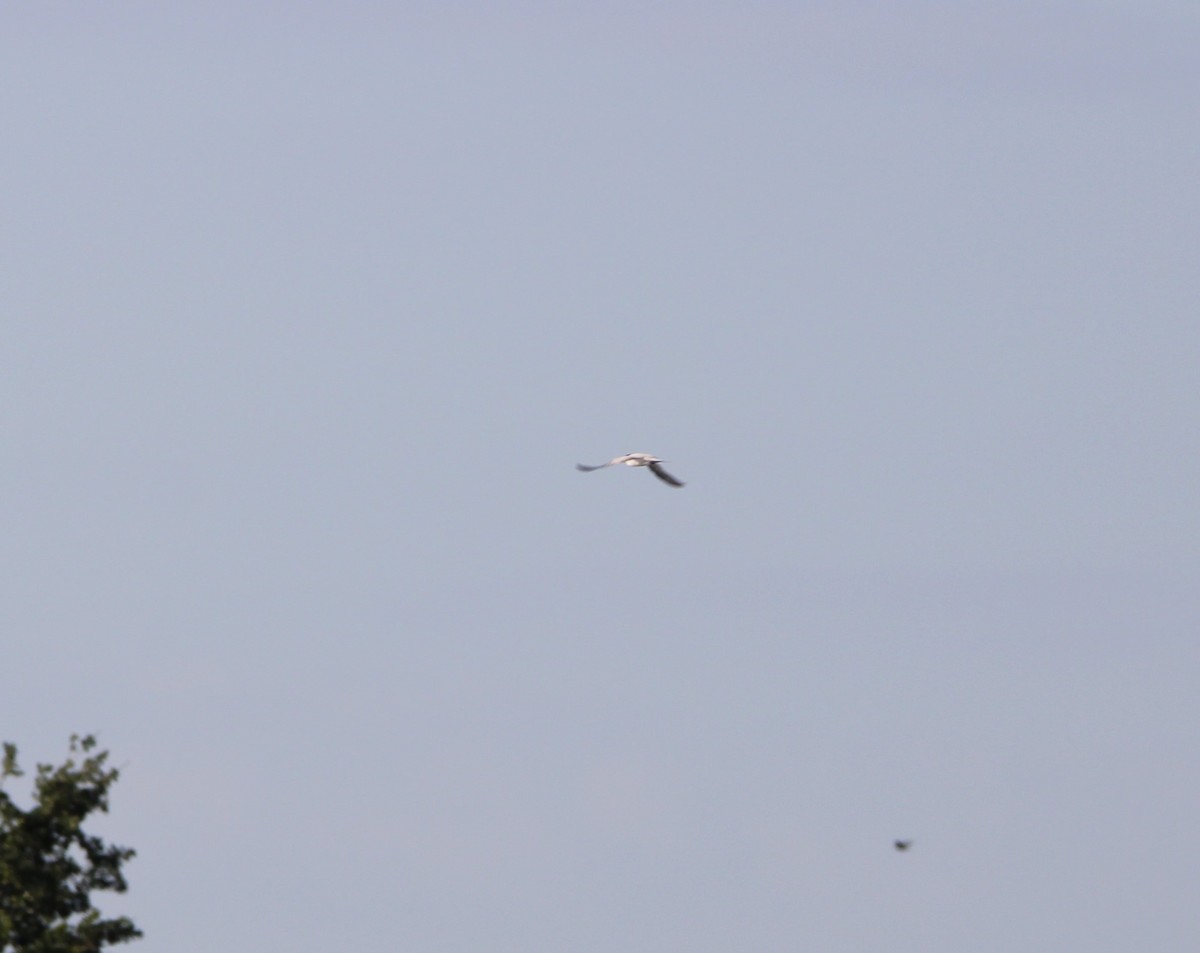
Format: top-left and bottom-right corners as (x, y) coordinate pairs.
(894, 840), (912, 852)
(576, 452), (685, 488)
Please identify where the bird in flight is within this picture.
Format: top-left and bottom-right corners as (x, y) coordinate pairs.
(894, 840), (912, 852)
(576, 452), (685, 488)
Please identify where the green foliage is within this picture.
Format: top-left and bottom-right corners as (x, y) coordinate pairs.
(0, 736), (141, 953)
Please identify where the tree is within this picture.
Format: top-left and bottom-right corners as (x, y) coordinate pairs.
(0, 735), (141, 953)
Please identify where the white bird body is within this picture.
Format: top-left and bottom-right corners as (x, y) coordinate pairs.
(576, 452), (685, 487)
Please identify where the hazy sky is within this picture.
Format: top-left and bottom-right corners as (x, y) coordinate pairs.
(3, 3), (1198, 951)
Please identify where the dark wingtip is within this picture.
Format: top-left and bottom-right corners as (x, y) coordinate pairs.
(648, 462), (685, 487)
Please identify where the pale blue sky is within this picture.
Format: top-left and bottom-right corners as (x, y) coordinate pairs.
(3, 3), (1198, 951)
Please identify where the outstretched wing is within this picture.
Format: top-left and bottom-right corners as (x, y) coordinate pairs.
(647, 462), (684, 487)
(576, 463), (611, 472)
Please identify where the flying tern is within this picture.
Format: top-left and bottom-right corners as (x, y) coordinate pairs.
(575, 452), (685, 488)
